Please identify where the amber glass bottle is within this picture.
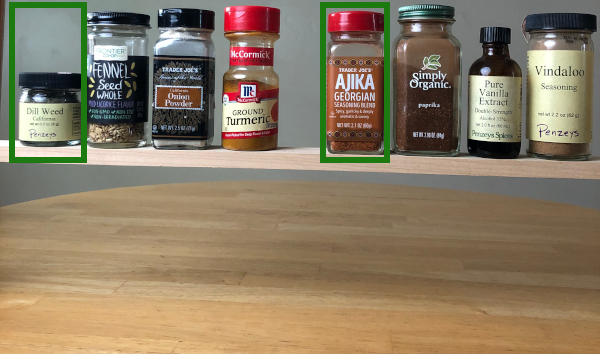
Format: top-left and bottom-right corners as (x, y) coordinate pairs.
(468, 27), (522, 159)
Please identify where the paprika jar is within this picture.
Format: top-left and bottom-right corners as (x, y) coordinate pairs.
(222, 6), (280, 151)
(326, 11), (385, 155)
(524, 13), (596, 161)
(87, 12), (151, 149)
(394, 5), (462, 156)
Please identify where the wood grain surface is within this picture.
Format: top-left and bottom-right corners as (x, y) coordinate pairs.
(2, 140), (600, 180)
(0, 181), (599, 353)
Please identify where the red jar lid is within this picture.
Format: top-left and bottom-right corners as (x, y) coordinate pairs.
(224, 6), (280, 33)
(328, 11), (385, 32)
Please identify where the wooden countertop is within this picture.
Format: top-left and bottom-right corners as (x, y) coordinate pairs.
(1, 181), (599, 353)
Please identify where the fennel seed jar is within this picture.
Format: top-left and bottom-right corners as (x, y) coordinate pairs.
(87, 12), (151, 148)
(524, 13), (597, 160)
(19, 72), (81, 147)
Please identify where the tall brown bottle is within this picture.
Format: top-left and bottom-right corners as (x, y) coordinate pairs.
(468, 27), (522, 159)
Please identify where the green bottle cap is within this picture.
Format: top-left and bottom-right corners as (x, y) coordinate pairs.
(398, 4), (455, 20)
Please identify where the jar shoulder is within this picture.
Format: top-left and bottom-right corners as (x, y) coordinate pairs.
(469, 57), (522, 77)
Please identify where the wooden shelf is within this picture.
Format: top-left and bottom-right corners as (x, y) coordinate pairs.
(1, 140), (599, 179)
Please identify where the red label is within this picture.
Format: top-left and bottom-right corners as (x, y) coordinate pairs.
(230, 47), (274, 66)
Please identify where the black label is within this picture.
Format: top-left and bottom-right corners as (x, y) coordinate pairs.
(152, 55), (215, 139)
(87, 55), (149, 125)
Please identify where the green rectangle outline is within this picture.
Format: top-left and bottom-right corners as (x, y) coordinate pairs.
(320, 2), (390, 164)
(9, 2), (87, 163)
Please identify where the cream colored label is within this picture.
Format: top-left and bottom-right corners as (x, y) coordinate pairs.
(469, 76), (522, 142)
(19, 103), (81, 141)
(222, 98), (278, 139)
(527, 51), (594, 143)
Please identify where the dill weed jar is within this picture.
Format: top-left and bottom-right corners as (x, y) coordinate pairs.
(326, 11), (385, 155)
(524, 13), (597, 161)
(222, 6), (280, 151)
(394, 5), (461, 156)
(19, 72), (81, 147)
(152, 8), (215, 150)
(87, 12), (151, 149)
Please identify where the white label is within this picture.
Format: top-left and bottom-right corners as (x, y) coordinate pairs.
(94, 45), (128, 61)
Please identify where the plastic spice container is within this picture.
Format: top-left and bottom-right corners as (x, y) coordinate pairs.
(524, 13), (597, 161)
(152, 8), (215, 150)
(87, 12), (151, 149)
(222, 6), (280, 151)
(19, 72), (81, 147)
(326, 11), (385, 155)
(394, 5), (462, 156)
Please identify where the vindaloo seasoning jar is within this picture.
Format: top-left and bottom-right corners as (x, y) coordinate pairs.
(152, 8), (216, 150)
(394, 5), (462, 156)
(326, 11), (385, 155)
(87, 12), (151, 149)
(222, 6), (280, 151)
(19, 72), (81, 147)
(524, 13), (597, 161)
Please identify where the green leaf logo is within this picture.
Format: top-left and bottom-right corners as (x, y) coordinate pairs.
(422, 55), (442, 70)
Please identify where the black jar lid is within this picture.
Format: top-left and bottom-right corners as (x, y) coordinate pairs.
(158, 8), (215, 29)
(87, 12), (151, 28)
(19, 72), (81, 89)
(480, 27), (511, 44)
(525, 13), (597, 32)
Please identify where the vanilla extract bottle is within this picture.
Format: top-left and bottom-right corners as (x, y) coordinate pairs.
(468, 27), (522, 159)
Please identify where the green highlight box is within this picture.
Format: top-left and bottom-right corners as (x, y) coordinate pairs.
(320, 2), (391, 164)
(9, 2), (87, 163)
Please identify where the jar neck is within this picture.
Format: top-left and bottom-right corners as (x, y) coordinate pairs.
(482, 43), (510, 57)
(89, 24), (148, 36)
(159, 28), (213, 40)
(225, 32), (280, 47)
(400, 20), (455, 35)
(330, 32), (382, 42)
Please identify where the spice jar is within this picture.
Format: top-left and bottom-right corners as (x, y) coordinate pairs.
(326, 11), (385, 155)
(524, 13), (597, 161)
(152, 8), (215, 150)
(19, 72), (81, 147)
(394, 5), (461, 156)
(468, 27), (522, 159)
(87, 12), (151, 149)
(222, 6), (280, 151)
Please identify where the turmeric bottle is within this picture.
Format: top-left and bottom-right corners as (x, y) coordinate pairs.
(222, 6), (280, 151)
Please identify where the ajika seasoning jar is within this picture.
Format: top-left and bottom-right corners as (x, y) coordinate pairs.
(468, 27), (522, 159)
(394, 4), (461, 156)
(19, 72), (81, 147)
(222, 6), (280, 151)
(87, 12), (151, 149)
(524, 13), (597, 161)
(326, 11), (385, 155)
(152, 8), (215, 150)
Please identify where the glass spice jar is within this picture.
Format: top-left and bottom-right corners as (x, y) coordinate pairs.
(468, 27), (522, 159)
(394, 4), (462, 156)
(222, 6), (280, 151)
(87, 12), (151, 149)
(326, 11), (385, 155)
(19, 72), (81, 147)
(152, 8), (216, 150)
(524, 13), (597, 161)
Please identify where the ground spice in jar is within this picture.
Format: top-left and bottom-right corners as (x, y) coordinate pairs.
(394, 5), (461, 156)
(326, 11), (385, 155)
(222, 7), (280, 151)
(524, 13), (597, 161)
